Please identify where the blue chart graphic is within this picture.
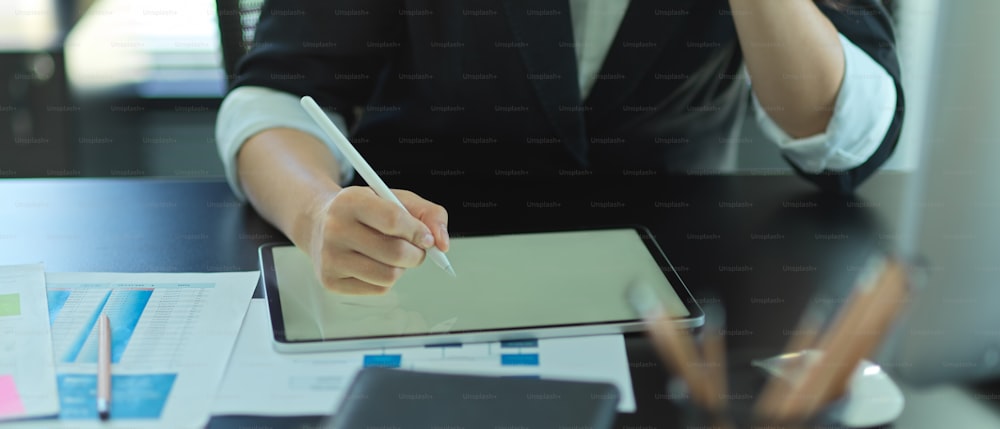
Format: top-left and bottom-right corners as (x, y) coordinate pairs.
(57, 373), (176, 419)
(58, 288), (153, 364)
(46, 290), (71, 324)
(501, 354), (540, 366)
(363, 354), (402, 368)
(366, 340), (541, 369)
(500, 339), (539, 366)
(500, 339), (538, 348)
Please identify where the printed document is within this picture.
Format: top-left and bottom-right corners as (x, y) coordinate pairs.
(8, 271), (258, 429)
(213, 300), (637, 416)
(0, 264), (59, 421)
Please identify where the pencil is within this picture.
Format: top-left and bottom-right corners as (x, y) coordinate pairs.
(772, 256), (908, 421)
(626, 285), (713, 408)
(701, 306), (727, 411)
(299, 96), (457, 277)
(754, 306), (823, 418)
(97, 313), (111, 420)
(649, 314), (713, 406)
(811, 258), (907, 411)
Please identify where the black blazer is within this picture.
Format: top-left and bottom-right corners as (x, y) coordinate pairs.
(233, 0), (904, 193)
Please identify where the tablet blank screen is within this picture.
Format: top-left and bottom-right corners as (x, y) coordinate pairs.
(273, 228), (689, 341)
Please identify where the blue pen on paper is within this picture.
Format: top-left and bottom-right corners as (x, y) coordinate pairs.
(300, 96), (457, 277)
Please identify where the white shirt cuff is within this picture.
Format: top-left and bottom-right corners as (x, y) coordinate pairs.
(215, 86), (356, 201)
(752, 33), (898, 174)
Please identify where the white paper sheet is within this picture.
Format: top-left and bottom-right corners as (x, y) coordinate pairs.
(212, 300), (637, 416)
(0, 264), (59, 421)
(6, 271), (258, 429)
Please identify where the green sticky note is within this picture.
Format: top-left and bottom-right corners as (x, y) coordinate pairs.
(0, 293), (20, 317)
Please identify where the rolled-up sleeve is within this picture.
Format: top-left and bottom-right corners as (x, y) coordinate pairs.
(215, 86), (354, 201)
(753, 33), (898, 174)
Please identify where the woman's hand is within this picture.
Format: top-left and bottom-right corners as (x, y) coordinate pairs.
(305, 187), (450, 295)
(235, 127), (449, 296)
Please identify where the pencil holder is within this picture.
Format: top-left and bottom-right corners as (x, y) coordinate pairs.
(664, 362), (845, 429)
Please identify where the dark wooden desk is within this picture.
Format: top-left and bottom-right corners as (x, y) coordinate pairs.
(2, 173), (993, 428)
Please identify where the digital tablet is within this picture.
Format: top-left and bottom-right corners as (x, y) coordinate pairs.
(260, 227), (703, 352)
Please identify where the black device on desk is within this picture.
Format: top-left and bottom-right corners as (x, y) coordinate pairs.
(325, 368), (620, 429)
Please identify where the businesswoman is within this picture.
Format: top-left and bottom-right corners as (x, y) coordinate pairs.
(217, 0), (903, 294)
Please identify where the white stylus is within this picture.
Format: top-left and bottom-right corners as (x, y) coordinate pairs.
(300, 96), (456, 277)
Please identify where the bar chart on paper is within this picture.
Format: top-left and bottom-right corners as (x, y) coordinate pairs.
(22, 271), (258, 429)
(49, 287), (152, 364)
(47, 282), (213, 420)
(361, 339), (543, 375)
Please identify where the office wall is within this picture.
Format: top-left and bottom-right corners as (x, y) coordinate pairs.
(886, 0), (941, 171)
